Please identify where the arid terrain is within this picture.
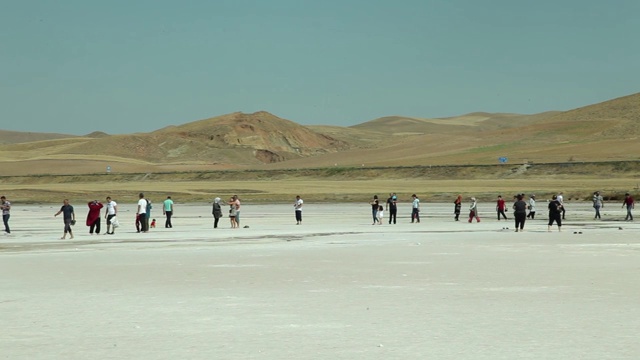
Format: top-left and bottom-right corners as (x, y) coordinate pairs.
(0, 93), (639, 202)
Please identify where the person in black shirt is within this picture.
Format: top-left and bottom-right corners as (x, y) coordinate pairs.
(386, 193), (397, 224)
(369, 195), (379, 225)
(513, 194), (528, 232)
(54, 199), (75, 239)
(548, 195), (563, 232)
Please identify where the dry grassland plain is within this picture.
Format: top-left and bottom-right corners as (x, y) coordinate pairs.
(1, 164), (639, 204)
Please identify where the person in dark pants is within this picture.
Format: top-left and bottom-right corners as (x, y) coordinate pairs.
(526, 195), (536, 219)
(453, 195), (462, 221)
(369, 195), (379, 225)
(411, 194), (420, 223)
(513, 194), (528, 232)
(1, 196), (10, 234)
(54, 199), (75, 239)
(548, 195), (563, 232)
(622, 193), (634, 221)
(137, 193), (149, 233)
(163, 196), (174, 228)
(86, 200), (103, 235)
(386, 193), (397, 224)
(294, 195), (303, 225)
(496, 195), (508, 220)
(212, 197), (223, 228)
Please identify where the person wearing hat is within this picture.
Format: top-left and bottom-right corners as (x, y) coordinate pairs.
(527, 194), (537, 219)
(622, 193), (634, 221)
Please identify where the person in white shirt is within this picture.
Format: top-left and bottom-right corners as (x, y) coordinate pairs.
(294, 195), (303, 225)
(526, 195), (537, 219)
(104, 196), (118, 235)
(137, 193), (148, 233)
(411, 194), (420, 223)
(557, 192), (566, 219)
(376, 205), (384, 225)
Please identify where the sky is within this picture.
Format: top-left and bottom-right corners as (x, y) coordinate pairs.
(1, 0), (639, 135)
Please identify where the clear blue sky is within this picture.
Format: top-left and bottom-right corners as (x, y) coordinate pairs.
(2, 0), (639, 135)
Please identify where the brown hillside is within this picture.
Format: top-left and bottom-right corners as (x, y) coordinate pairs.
(0, 130), (76, 145)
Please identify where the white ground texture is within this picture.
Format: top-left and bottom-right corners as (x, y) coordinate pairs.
(1, 202), (639, 359)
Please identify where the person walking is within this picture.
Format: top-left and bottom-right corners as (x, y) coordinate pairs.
(54, 199), (75, 239)
(86, 200), (103, 235)
(526, 195), (537, 219)
(592, 191), (604, 220)
(468, 197), (480, 223)
(386, 193), (398, 224)
(548, 195), (563, 232)
(622, 193), (634, 221)
(212, 197), (223, 228)
(513, 194), (528, 232)
(104, 196), (118, 235)
(411, 194), (420, 223)
(0, 196), (10, 234)
(496, 195), (508, 220)
(369, 195), (380, 225)
(163, 196), (174, 228)
(454, 195), (462, 221)
(137, 193), (148, 233)
(294, 195), (304, 225)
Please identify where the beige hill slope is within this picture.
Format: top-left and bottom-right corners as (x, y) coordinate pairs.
(0, 93), (639, 175)
(0, 130), (76, 145)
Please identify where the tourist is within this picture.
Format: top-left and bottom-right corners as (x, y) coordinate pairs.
(386, 193), (397, 224)
(229, 195), (241, 227)
(376, 205), (384, 225)
(54, 199), (75, 239)
(229, 196), (238, 228)
(513, 194), (527, 232)
(592, 191), (604, 220)
(526, 194), (536, 219)
(411, 194), (420, 223)
(468, 197), (480, 223)
(622, 193), (634, 221)
(369, 195), (379, 225)
(294, 195), (303, 225)
(557, 192), (566, 219)
(454, 195), (462, 221)
(163, 196), (174, 228)
(496, 195), (508, 220)
(0, 196), (10, 234)
(212, 197), (223, 228)
(548, 195), (563, 232)
(104, 196), (118, 235)
(137, 193), (148, 233)
(86, 199), (103, 235)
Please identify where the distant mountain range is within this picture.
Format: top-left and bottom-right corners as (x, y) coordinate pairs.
(0, 92), (638, 175)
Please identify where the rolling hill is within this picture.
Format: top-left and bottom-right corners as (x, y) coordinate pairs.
(0, 92), (638, 175)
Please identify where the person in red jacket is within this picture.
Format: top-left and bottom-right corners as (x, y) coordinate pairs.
(496, 195), (508, 220)
(86, 200), (104, 235)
